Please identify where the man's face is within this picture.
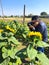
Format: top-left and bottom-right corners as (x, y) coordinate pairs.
(32, 20), (37, 24)
(32, 20), (39, 27)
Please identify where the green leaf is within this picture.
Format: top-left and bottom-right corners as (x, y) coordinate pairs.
(8, 47), (19, 59)
(22, 34), (26, 39)
(0, 36), (7, 40)
(2, 47), (7, 52)
(37, 53), (49, 65)
(8, 57), (22, 65)
(36, 41), (49, 47)
(8, 50), (15, 59)
(27, 45), (37, 60)
(16, 57), (22, 65)
(8, 62), (12, 65)
(2, 46), (19, 59)
(2, 47), (8, 59)
(0, 58), (10, 65)
(0, 42), (7, 48)
(8, 36), (20, 45)
(7, 32), (14, 37)
(0, 33), (7, 40)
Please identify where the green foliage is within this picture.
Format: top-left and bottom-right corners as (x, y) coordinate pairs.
(2, 47), (18, 59)
(0, 58), (10, 65)
(0, 21), (22, 65)
(27, 45), (37, 60)
(0, 20), (49, 65)
(40, 12), (48, 16)
(36, 41), (49, 47)
(8, 36), (20, 45)
(37, 53), (49, 65)
(0, 42), (7, 48)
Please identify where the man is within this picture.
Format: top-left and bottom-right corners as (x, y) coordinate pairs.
(27, 15), (48, 52)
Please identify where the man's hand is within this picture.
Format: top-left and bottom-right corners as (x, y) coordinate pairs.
(29, 25), (34, 28)
(29, 24), (35, 30)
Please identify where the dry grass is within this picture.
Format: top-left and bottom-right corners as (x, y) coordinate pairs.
(0, 17), (31, 22)
(40, 18), (49, 24)
(0, 17), (49, 24)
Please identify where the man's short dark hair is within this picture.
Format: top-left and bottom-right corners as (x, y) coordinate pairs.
(32, 15), (39, 20)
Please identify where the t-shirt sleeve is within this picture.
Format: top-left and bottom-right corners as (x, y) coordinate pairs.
(38, 24), (48, 42)
(36, 25), (44, 34)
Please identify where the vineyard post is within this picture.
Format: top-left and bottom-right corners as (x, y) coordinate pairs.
(0, 0), (4, 19)
(23, 4), (25, 24)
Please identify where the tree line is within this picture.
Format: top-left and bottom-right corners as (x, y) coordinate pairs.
(0, 12), (49, 18)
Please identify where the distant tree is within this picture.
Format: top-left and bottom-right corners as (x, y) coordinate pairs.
(28, 13), (33, 18)
(40, 12), (48, 16)
(14, 15), (18, 17)
(10, 15), (13, 17)
(4, 16), (7, 18)
(28, 13), (33, 16)
(0, 15), (1, 17)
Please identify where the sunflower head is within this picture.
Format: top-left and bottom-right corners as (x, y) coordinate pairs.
(27, 31), (42, 40)
(6, 25), (15, 33)
(0, 29), (3, 33)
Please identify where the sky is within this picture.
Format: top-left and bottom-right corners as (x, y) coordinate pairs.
(0, 0), (49, 16)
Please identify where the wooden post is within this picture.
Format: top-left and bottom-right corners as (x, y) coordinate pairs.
(23, 4), (25, 24)
(0, 0), (4, 19)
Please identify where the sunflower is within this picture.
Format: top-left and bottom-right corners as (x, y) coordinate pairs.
(6, 25), (15, 33)
(0, 29), (3, 33)
(27, 31), (42, 40)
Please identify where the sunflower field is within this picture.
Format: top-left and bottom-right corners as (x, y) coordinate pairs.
(0, 20), (49, 65)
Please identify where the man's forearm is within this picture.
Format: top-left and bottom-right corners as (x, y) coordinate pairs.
(29, 25), (35, 31)
(27, 22), (35, 31)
